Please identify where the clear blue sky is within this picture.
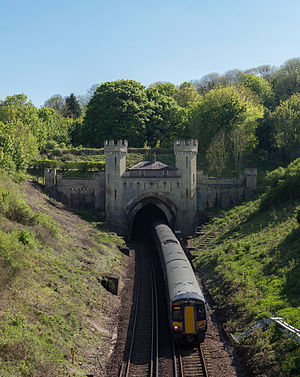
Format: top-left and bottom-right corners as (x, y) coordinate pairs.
(1, 0), (299, 107)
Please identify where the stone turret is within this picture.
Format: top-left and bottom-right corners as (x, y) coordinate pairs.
(44, 168), (57, 197)
(174, 140), (198, 235)
(244, 168), (257, 199)
(104, 140), (128, 231)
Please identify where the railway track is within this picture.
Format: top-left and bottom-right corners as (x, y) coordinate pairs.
(174, 343), (210, 377)
(119, 242), (159, 377)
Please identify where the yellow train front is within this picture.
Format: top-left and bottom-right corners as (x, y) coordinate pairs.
(152, 222), (207, 344)
(171, 293), (207, 343)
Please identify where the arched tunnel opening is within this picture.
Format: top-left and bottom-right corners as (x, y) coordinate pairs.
(132, 204), (168, 241)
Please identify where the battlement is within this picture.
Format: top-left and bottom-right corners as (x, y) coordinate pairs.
(244, 168), (257, 176)
(104, 140), (128, 152)
(174, 139), (198, 153)
(44, 168), (57, 176)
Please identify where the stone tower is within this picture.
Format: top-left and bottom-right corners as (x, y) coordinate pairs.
(174, 140), (198, 235)
(44, 168), (57, 197)
(104, 140), (128, 231)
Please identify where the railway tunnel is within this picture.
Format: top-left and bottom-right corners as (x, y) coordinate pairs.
(128, 197), (177, 241)
(132, 204), (168, 240)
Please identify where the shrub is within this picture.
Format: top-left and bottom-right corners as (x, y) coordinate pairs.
(261, 158), (300, 207)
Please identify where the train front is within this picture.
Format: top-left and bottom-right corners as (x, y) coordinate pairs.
(171, 292), (207, 343)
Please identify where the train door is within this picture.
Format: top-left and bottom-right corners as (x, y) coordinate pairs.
(184, 305), (196, 333)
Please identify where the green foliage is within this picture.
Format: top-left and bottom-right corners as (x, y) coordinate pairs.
(0, 121), (38, 172)
(64, 93), (82, 119)
(0, 94), (74, 174)
(271, 93), (300, 160)
(262, 158), (300, 207)
(189, 85), (264, 153)
(82, 80), (150, 147)
(37, 106), (72, 146)
(240, 73), (275, 109)
(32, 159), (105, 171)
(193, 196), (300, 377)
(206, 130), (228, 174)
(272, 58), (300, 102)
(146, 86), (188, 147)
(0, 169), (125, 376)
(43, 94), (66, 116)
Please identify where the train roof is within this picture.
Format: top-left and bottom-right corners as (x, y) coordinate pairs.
(154, 222), (205, 302)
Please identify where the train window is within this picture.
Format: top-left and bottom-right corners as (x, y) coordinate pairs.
(163, 239), (178, 245)
(196, 303), (206, 320)
(172, 306), (182, 321)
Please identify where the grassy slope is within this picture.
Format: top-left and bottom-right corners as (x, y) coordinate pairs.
(0, 171), (125, 376)
(192, 197), (300, 376)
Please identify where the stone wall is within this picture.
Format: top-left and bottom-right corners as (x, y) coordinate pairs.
(43, 144), (257, 238)
(196, 169), (257, 210)
(44, 169), (105, 212)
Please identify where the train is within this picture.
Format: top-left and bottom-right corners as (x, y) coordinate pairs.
(152, 221), (207, 344)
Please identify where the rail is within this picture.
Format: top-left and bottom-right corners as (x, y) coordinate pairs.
(266, 317), (300, 345)
(232, 317), (300, 345)
(173, 344), (209, 377)
(119, 251), (159, 376)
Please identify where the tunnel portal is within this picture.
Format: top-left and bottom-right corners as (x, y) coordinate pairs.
(132, 204), (168, 240)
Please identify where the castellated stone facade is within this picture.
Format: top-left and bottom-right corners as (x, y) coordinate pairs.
(44, 140), (257, 239)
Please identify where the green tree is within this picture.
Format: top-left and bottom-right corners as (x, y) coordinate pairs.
(193, 73), (222, 94)
(43, 94), (66, 115)
(65, 93), (82, 119)
(173, 82), (201, 108)
(189, 85), (263, 152)
(206, 131), (228, 175)
(229, 126), (250, 172)
(0, 94), (46, 147)
(146, 87), (187, 147)
(148, 82), (178, 98)
(240, 73), (275, 108)
(82, 80), (150, 147)
(272, 57), (300, 102)
(38, 107), (72, 146)
(271, 93), (300, 160)
(0, 121), (38, 172)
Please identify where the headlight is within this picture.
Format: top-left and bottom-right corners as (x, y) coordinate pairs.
(198, 324), (206, 330)
(173, 325), (180, 331)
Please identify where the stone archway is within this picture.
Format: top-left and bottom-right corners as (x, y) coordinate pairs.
(125, 192), (177, 239)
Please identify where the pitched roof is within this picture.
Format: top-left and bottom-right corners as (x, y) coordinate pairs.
(129, 161), (176, 170)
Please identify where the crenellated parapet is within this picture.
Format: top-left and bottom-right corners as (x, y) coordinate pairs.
(104, 140), (128, 154)
(174, 139), (198, 154)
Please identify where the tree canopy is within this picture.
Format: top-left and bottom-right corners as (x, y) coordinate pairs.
(82, 80), (150, 147)
(189, 85), (264, 152)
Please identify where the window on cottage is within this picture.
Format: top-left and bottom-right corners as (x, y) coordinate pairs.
(186, 189), (188, 197)
(163, 170), (168, 177)
(140, 171), (145, 177)
(193, 173), (195, 183)
(115, 189), (117, 199)
(186, 156), (188, 168)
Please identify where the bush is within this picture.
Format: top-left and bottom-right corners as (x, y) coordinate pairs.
(261, 158), (300, 207)
(297, 209), (300, 225)
(31, 159), (105, 171)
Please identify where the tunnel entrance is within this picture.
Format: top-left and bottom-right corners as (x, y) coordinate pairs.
(132, 204), (168, 240)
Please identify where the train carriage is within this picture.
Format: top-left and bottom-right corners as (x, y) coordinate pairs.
(152, 222), (207, 343)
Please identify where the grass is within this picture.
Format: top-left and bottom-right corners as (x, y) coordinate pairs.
(0, 169), (125, 376)
(193, 196), (300, 376)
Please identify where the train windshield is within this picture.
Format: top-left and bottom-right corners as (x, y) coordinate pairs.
(196, 303), (206, 320)
(172, 305), (182, 321)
